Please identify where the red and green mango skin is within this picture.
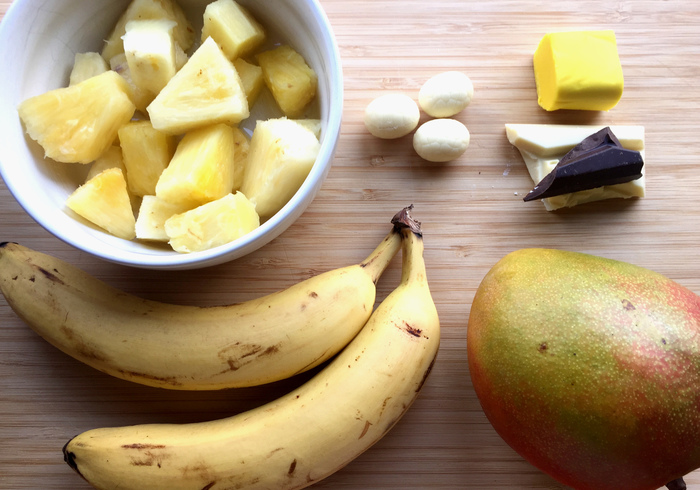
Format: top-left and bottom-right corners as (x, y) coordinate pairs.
(467, 248), (700, 490)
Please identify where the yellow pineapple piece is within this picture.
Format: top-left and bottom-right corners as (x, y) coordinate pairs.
(295, 119), (322, 139)
(69, 52), (108, 86)
(165, 191), (259, 253)
(101, 0), (194, 62)
(86, 145), (127, 182)
(135, 195), (192, 241)
(66, 167), (136, 240)
(231, 126), (250, 192)
(233, 58), (264, 107)
(86, 146), (142, 213)
(201, 0), (265, 60)
(257, 44), (317, 118)
(85, 144), (141, 213)
(123, 19), (179, 94)
(118, 120), (175, 197)
(155, 123), (236, 207)
(147, 37), (249, 134)
(174, 42), (189, 70)
(240, 117), (320, 219)
(18, 71), (136, 164)
(110, 53), (155, 114)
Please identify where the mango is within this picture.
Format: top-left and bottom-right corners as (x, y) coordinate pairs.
(467, 248), (700, 490)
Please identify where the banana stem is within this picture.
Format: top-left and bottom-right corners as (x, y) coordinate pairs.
(391, 205), (422, 237)
(359, 205), (421, 284)
(391, 205), (427, 286)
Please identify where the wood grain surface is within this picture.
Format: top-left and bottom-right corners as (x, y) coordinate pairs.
(2, 1), (700, 489)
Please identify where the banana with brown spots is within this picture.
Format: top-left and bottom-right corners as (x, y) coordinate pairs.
(0, 223), (401, 390)
(62, 206), (440, 489)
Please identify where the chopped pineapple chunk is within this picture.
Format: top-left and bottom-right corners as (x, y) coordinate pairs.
(240, 118), (320, 219)
(66, 167), (136, 240)
(147, 37), (249, 134)
(233, 58), (264, 107)
(174, 43), (189, 70)
(123, 19), (179, 94)
(231, 126), (250, 192)
(86, 146), (142, 214)
(165, 192), (259, 253)
(18, 71), (136, 164)
(69, 52), (108, 86)
(101, 0), (194, 62)
(118, 120), (175, 197)
(86, 145), (127, 182)
(295, 119), (322, 140)
(135, 195), (192, 241)
(110, 53), (155, 114)
(201, 0), (265, 60)
(258, 44), (317, 118)
(155, 123), (236, 207)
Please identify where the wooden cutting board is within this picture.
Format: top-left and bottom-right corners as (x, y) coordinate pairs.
(2, 1), (700, 488)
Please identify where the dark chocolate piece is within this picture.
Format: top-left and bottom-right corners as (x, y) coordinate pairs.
(523, 127), (644, 202)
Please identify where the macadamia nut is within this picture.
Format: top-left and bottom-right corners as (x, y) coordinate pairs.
(418, 71), (474, 118)
(413, 119), (470, 162)
(364, 94), (420, 139)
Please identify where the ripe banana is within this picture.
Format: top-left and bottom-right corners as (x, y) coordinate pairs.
(0, 228), (400, 390)
(62, 206), (440, 490)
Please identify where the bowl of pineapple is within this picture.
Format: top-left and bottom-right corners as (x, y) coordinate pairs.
(0, 0), (342, 269)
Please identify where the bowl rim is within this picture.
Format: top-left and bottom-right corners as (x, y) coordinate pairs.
(0, 0), (344, 270)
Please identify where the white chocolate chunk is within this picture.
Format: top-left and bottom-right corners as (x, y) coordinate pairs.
(413, 119), (470, 162)
(419, 71), (474, 118)
(505, 124), (645, 211)
(364, 94), (420, 139)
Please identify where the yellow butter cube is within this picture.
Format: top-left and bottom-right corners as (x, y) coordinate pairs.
(533, 30), (624, 111)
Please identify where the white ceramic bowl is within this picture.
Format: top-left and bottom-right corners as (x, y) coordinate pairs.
(0, 0), (342, 270)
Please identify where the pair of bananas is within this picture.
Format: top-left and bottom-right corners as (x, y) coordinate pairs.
(0, 206), (440, 490)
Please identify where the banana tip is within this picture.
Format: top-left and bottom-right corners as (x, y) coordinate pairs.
(62, 438), (84, 479)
